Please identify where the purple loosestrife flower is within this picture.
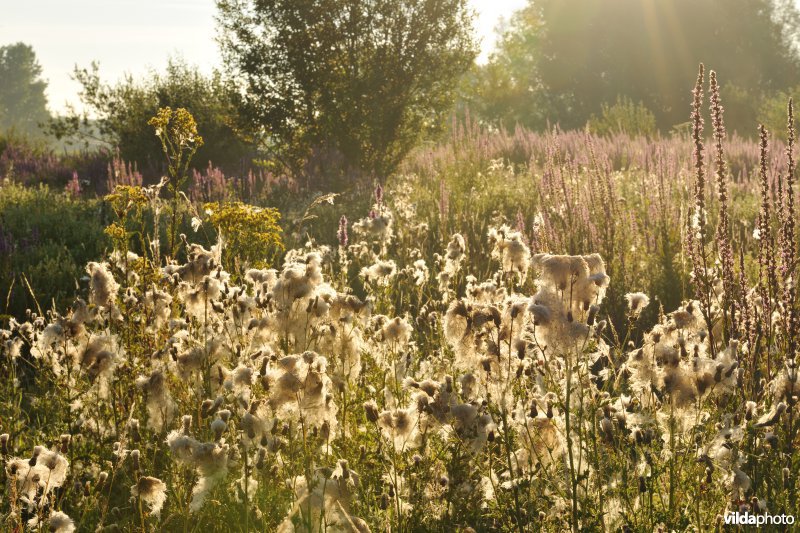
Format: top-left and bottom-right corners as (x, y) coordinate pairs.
(338, 215), (349, 248)
(515, 210), (526, 236)
(686, 63), (719, 355)
(105, 149), (143, 192)
(190, 163), (229, 203)
(781, 99), (798, 354)
(757, 124), (779, 379)
(439, 177), (449, 222)
(709, 70), (736, 334)
(65, 171), (81, 198)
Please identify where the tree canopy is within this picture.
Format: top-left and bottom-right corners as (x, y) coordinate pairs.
(217, 0), (477, 189)
(0, 42), (50, 137)
(469, 0), (800, 133)
(52, 59), (251, 177)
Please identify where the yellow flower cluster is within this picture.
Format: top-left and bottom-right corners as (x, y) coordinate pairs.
(204, 201), (284, 269)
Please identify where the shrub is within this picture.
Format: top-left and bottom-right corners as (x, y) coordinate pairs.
(203, 201), (284, 272)
(0, 135), (72, 186)
(587, 96), (657, 137)
(53, 59), (254, 179)
(0, 181), (109, 319)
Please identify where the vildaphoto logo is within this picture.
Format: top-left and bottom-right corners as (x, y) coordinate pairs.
(724, 511), (795, 527)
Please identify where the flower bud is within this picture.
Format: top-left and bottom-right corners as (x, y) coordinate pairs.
(29, 445), (43, 466)
(182, 415), (192, 434)
(363, 400), (379, 424)
(131, 449), (140, 472)
(60, 434), (72, 454)
(211, 418), (227, 441)
(587, 305), (599, 326)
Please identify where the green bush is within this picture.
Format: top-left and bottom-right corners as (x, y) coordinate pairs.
(0, 181), (109, 319)
(759, 86), (800, 140)
(51, 59), (253, 178)
(587, 96), (657, 137)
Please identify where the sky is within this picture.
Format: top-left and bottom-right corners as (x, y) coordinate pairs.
(0, 0), (528, 114)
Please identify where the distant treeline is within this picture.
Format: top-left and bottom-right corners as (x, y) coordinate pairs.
(3, 0), (800, 190)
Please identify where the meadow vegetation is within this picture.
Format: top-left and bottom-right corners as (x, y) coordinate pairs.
(1, 63), (799, 532)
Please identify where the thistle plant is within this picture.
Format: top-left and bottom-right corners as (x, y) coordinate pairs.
(2, 69), (800, 533)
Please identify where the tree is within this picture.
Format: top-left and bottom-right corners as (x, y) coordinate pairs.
(216, 0), (477, 189)
(587, 96), (656, 137)
(52, 59), (252, 178)
(458, 5), (549, 131)
(0, 43), (50, 137)
(471, 0), (800, 133)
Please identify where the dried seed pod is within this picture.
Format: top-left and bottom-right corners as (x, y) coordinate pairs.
(131, 449), (140, 472)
